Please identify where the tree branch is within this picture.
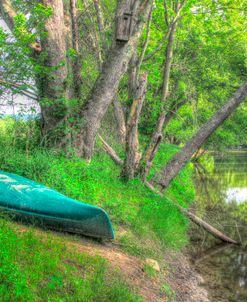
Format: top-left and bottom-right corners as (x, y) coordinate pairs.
(0, 79), (38, 100)
(143, 2), (184, 62)
(136, 3), (153, 75)
(141, 1), (185, 180)
(145, 181), (238, 244)
(113, 99), (126, 144)
(98, 134), (123, 165)
(0, 0), (41, 52)
(153, 81), (247, 190)
(0, 0), (16, 31)
(69, 0), (82, 98)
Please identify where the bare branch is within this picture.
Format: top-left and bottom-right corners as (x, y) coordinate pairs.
(145, 181), (238, 244)
(143, 1), (184, 62)
(136, 3), (153, 76)
(98, 134), (123, 165)
(0, 79), (38, 100)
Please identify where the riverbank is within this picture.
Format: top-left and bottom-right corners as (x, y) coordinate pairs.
(0, 141), (202, 301)
(189, 150), (247, 301)
(6, 140), (247, 301)
(0, 216), (210, 302)
(167, 252), (209, 302)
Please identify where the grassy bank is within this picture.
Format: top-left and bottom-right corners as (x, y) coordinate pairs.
(0, 218), (140, 302)
(0, 118), (195, 301)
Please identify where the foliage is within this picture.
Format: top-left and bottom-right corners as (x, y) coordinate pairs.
(143, 264), (157, 278)
(1, 0), (246, 150)
(137, 0), (247, 149)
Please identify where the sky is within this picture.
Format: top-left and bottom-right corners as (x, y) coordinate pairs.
(0, 18), (40, 117)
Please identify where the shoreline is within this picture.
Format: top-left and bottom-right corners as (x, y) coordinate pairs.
(167, 251), (210, 302)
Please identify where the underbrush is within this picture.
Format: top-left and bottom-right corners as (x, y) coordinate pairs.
(0, 218), (140, 302)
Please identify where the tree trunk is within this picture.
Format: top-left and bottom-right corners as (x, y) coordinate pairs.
(0, 0), (16, 32)
(113, 99), (126, 144)
(37, 0), (70, 141)
(77, 0), (152, 160)
(141, 16), (179, 180)
(0, 0), (71, 143)
(122, 72), (148, 180)
(153, 82), (247, 190)
(69, 0), (82, 99)
(182, 209), (238, 244)
(128, 56), (138, 99)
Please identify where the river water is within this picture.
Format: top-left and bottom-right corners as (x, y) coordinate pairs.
(190, 151), (247, 302)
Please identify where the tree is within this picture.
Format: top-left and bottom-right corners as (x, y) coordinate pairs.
(0, 0), (152, 159)
(97, 0), (246, 184)
(152, 81), (247, 191)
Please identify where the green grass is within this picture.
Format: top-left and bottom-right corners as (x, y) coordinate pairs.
(0, 142), (194, 252)
(0, 218), (140, 302)
(0, 118), (196, 300)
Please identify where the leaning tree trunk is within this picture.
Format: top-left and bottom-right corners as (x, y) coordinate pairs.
(153, 82), (247, 191)
(77, 0), (152, 160)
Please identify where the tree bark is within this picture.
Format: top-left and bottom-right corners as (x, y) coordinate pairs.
(93, 0), (105, 33)
(128, 53), (138, 102)
(37, 0), (69, 141)
(182, 209), (238, 244)
(77, 0), (152, 160)
(122, 72), (148, 180)
(153, 81), (247, 190)
(0, 0), (71, 142)
(0, 0), (16, 31)
(69, 0), (82, 99)
(98, 134), (124, 165)
(113, 99), (126, 144)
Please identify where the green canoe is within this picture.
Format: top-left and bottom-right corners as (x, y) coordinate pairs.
(0, 171), (114, 239)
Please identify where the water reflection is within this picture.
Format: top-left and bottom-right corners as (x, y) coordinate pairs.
(226, 188), (247, 204)
(191, 151), (247, 302)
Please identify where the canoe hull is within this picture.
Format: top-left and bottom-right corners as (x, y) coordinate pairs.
(0, 171), (114, 239)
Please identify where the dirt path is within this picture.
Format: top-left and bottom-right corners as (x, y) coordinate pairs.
(67, 237), (210, 302)
(16, 223), (209, 302)
(69, 240), (165, 302)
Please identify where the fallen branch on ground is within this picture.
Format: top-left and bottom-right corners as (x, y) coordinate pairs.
(145, 181), (239, 245)
(98, 134), (123, 165)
